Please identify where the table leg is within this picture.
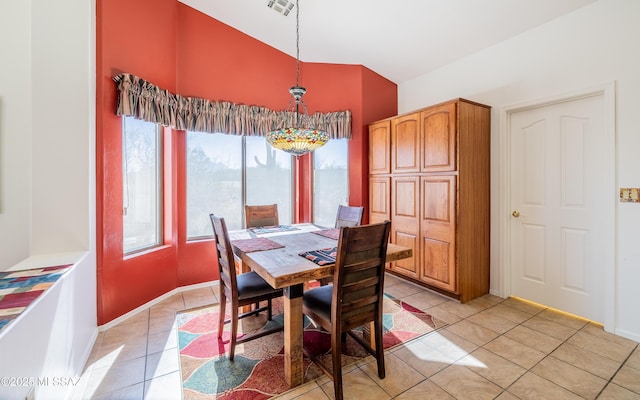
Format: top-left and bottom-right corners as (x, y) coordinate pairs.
(362, 322), (376, 349)
(235, 256), (249, 274)
(283, 284), (304, 387)
(235, 257), (253, 313)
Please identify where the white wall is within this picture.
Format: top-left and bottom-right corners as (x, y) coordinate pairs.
(0, 0), (94, 269)
(0, 0), (97, 398)
(398, 0), (640, 341)
(0, 1), (32, 268)
(0, 253), (96, 400)
(30, 0), (94, 255)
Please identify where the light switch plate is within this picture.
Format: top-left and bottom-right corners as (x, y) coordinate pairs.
(620, 188), (640, 202)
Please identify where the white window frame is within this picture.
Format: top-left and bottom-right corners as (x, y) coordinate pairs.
(122, 117), (163, 255)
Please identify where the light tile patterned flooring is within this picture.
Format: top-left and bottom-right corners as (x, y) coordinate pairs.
(72, 274), (640, 399)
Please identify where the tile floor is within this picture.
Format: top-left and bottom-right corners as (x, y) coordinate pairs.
(71, 274), (640, 399)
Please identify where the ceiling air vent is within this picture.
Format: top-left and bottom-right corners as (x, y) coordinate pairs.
(266, 0), (295, 16)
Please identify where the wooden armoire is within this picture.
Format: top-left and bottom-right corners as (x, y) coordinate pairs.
(369, 98), (490, 303)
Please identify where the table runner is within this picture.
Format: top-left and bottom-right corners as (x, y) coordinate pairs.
(299, 247), (338, 266)
(231, 237), (284, 253)
(0, 265), (72, 332)
(249, 225), (300, 235)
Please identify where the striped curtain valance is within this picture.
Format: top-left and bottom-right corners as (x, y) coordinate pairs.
(113, 73), (351, 139)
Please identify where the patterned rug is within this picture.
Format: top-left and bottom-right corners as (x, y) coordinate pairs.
(177, 294), (447, 399)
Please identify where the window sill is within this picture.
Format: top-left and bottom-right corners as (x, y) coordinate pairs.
(124, 244), (172, 260)
(186, 236), (214, 244)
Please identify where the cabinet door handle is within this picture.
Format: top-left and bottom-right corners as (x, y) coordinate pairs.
(512, 210), (520, 218)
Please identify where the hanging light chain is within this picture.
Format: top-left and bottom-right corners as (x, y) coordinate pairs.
(265, 0), (330, 157)
(295, 0), (300, 87)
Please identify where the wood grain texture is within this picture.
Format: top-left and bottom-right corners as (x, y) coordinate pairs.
(420, 175), (456, 292)
(228, 224), (412, 389)
(368, 98), (491, 303)
(369, 120), (391, 175)
(391, 112), (421, 174)
(245, 204), (279, 228)
(456, 100), (491, 302)
(232, 230), (411, 289)
(335, 205), (364, 228)
(369, 176), (391, 224)
(301, 222), (391, 400)
(421, 102), (457, 172)
(210, 214), (283, 360)
(390, 176), (419, 278)
(283, 291), (304, 386)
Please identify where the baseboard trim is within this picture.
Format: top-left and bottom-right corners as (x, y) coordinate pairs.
(614, 328), (640, 343)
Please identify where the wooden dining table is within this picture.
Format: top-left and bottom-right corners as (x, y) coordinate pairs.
(229, 223), (412, 388)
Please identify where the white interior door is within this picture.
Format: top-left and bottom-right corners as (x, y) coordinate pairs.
(509, 93), (609, 322)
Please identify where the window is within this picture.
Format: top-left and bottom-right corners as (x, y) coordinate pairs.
(186, 132), (292, 238)
(122, 117), (163, 254)
(313, 139), (349, 227)
(245, 136), (292, 224)
(187, 133), (243, 235)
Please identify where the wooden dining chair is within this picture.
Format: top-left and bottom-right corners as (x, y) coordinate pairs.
(210, 214), (284, 360)
(302, 221), (391, 400)
(245, 204), (279, 228)
(334, 205), (364, 228)
(314, 204), (367, 287)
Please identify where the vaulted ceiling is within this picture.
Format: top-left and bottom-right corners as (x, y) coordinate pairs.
(178, 0), (597, 84)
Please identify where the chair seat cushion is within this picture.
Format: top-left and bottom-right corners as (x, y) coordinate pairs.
(302, 284), (333, 321)
(236, 271), (279, 300)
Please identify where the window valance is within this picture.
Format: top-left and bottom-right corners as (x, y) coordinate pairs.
(113, 73), (351, 139)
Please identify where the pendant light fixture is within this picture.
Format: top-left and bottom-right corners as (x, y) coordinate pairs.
(265, 0), (329, 157)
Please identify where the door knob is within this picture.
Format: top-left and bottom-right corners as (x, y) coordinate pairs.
(512, 210), (520, 217)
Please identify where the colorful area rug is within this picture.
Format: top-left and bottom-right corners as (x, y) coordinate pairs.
(0, 265), (72, 332)
(177, 294), (447, 399)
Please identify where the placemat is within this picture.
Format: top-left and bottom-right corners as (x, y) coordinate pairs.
(0, 264), (72, 332)
(249, 225), (300, 235)
(311, 228), (340, 240)
(299, 247), (338, 266)
(232, 237), (284, 253)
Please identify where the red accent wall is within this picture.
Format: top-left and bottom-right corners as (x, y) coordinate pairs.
(96, 0), (179, 325)
(360, 67), (399, 223)
(96, 0), (397, 324)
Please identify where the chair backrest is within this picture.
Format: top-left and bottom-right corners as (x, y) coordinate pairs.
(210, 214), (238, 301)
(332, 221), (391, 331)
(245, 204), (279, 228)
(335, 205), (365, 228)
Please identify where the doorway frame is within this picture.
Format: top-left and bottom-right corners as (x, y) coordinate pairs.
(498, 82), (616, 332)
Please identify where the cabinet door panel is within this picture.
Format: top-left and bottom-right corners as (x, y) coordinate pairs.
(422, 103), (456, 172)
(422, 175), (456, 237)
(369, 120), (391, 174)
(392, 231), (418, 277)
(391, 176), (419, 278)
(369, 177), (390, 224)
(392, 113), (420, 174)
(422, 238), (455, 291)
(420, 175), (456, 291)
